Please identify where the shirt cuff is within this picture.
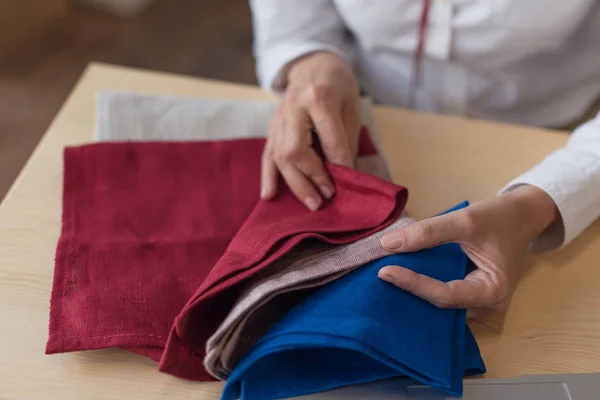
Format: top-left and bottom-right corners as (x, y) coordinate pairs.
(500, 179), (566, 254)
(500, 146), (600, 253)
(256, 42), (352, 92)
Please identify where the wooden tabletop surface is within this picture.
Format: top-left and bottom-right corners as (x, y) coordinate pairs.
(1, 63), (598, 399)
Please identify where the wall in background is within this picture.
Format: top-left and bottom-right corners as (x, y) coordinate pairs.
(0, 0), (256, 202)
(0, 0), (69, 55)
(77, 0), (156, 17)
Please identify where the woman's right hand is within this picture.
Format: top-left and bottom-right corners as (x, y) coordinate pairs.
(261, 52), (361, 211)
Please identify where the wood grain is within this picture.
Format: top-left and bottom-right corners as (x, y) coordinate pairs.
(0, 63), (599, 399)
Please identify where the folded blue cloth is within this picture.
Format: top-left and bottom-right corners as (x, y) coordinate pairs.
(222, 202), (486, 399)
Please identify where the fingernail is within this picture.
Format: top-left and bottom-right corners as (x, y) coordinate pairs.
(381, 234), (402, 249)
(304, 196), (321, 211)
(378, 272), (396, 285)
(319, 185), (334, 199)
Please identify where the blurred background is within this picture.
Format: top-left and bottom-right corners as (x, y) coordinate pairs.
(0, 0), (256, 201)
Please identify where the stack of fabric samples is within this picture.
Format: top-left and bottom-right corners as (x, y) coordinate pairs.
(46, 93), (486, 399)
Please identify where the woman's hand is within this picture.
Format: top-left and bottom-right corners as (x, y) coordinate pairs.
(261, 52), (361, 211)
(378, 185), (559, 316)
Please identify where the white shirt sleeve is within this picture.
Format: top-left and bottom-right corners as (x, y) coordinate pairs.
(501, 112), (600, 252)
(249, 0), (354, 91)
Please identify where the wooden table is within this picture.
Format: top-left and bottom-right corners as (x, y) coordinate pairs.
(1, 63), (599, 399)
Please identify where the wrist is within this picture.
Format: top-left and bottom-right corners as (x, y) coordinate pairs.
(286, 51), (353, 87)
(505, 185), (558, 238)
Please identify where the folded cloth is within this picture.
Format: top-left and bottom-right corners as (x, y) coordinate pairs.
(221, 204), (486, 400)
(94, 92), (379, 144)
(158, 150), (406, 380)
(204, 215), (414, 379)
(47, 134), (408, 381)
(94, 92), (392, 183)
(93, 92), (404, 378)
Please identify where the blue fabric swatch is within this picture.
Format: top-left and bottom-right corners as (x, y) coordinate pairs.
(222, 202), (486, 399)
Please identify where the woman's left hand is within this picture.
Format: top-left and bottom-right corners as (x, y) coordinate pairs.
(378, 185), (559, 316)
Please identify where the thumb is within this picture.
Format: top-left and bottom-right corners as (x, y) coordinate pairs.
(377, 266), (494, 309)
(381, 212), (465, 253)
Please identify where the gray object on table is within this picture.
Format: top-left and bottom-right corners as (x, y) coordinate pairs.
(292, 373), (599, 399)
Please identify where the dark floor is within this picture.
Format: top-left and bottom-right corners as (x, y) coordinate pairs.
(0, 0), (256, 201)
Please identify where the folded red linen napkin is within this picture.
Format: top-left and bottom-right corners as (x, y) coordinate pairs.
(47, 130), (407, 380)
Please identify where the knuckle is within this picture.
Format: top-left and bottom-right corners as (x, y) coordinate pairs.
(282, 143), (303, 161)
(488, 284), (503, 302)
(482, 271), (510, 306)
(312, 173), (331, 187)
(290, 181), (315, 202)
(327, 146), (349, 164)
(272, 150), (287, 166)
(490, 282), (509, 304)
(272, 153), (286, 167)
(262, 138), (276, 162)
(304, 159), (327, 178)
(398, 275), (417, 292)
(432, 297), (453, 309)
(460, 209), (479, 236)
(495, 296), (512, 312)
(414, 222), (434, 244)
(309, 83), (333, 105)
(261, 149), (272, 162)
(285, 89), (299, 106)
(274, 145), (302, 165)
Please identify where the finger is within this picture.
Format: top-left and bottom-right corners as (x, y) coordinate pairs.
(304, 87), (353, 167)
(260, 150), (279, 200)
(277, 105), (335, 202)
(377, 265), (496, 309)
(380, 211), (470, 253)
(284, 106), (335, 198)
(274, 106), (321, 209)
(278, 162), (323, 211)
(261, 112), (284, 200)
(293, 148), (335, 199)
(276, 103), (312, 169)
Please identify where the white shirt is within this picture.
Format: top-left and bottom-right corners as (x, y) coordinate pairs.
(250, 0), (600, 251)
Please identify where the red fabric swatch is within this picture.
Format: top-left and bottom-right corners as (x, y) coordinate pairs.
(47, 130), (407, 380)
